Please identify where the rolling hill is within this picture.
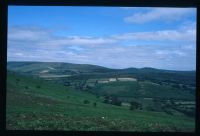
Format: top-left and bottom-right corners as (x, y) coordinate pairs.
(6, 71), (195, 131)
(6, 61), (196, 131)
(7, 61), (195, 86)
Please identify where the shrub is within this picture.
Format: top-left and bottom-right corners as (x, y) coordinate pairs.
(83, 100), (90, 104)
(96, 95), (100, 98)
(36, 85), (41, 89)
(130, 101), (142, 110)
(103, 99), (109, 104)
(103, 96), (122, 106)
(93, 102), (97, 107)
(64, 82), (70, 86)
(103, 96), (110, 104)
(110, 96), (122, 106)
(16, 78), (20, 82)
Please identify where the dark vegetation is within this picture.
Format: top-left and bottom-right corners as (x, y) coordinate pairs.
(130, 101), (142, 110)
(6, 62), (196, 131)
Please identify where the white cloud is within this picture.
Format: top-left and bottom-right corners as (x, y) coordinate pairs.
(124, 8), (195, 23)
(179, 21), (196, 31)
(61, 36), (116, 45)
(8, 27), (50, 41)
(9, 24), (195, 50)
(9, 27), (117, 47)
(68, 46), (84, 51)
(8, 26), (196, 70)
(182, 44), (195, 50)
(173, 50), (186, 56)
(155, 50), (186, 57)
(112, 29), (195, 42)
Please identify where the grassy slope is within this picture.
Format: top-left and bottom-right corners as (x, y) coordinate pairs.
(6, 72), (195, 131)
(7, 61), (112, 73)
(92, 81), (194, 100)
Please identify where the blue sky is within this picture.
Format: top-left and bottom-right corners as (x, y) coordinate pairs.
(8, 6), (196, 70)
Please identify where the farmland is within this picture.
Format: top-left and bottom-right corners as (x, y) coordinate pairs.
(6, 61), (196, 131)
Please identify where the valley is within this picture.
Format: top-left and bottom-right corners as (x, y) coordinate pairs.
(6, 61), (196, 131)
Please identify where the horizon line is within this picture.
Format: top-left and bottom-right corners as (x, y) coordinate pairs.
(7, 60), (196, 72)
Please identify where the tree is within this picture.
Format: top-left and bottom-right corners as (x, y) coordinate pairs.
(130, 101), (142, 110)
(110, 96), (122, 106)
(86, 85), (92, 90)
(103, 96), (110, 104)
(16, 78), (20, 82)
(103, 96), (122, 106)
(64, 81), (70, 86)
(93, 102), (97, 107)
(96, 95), (100, 99)
(95, 80), (98, 85)
(36, 85), (41, 89)
(83, 100), (90, 104)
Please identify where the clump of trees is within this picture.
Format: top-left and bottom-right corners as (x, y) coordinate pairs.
(129, 101), (142, 110)
(111, 96), (122, 106)
(103, 96), (122, 106)
(83, 100), (97, 107)
(16, 78), (20, 82)
(83, 100), (90, 104)
(36, 85), (41, 89)
(16, 78), (20, 84)
(93, 102), (97, 107)
(64, 81), (71, 86)
(103, 96), (110, 104)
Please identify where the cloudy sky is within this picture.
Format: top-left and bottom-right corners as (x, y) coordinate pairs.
(8, 6), (196, 70)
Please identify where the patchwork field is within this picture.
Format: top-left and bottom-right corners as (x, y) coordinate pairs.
(6, 62), (196, 131)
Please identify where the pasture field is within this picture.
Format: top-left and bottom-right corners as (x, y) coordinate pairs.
(6, 72), (195, 131)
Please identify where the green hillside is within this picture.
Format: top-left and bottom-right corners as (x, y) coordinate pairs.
(6, 62), (196, 131)
(6, 72), (195, 131)
(7, 61), (113, 74)
(7, 61), (196, 87)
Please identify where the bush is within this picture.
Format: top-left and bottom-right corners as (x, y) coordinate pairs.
(103, 96), (122, 106)
(146, 106), (156, 111)
(96, 95), (100, 99)
(103, 99), (109, 104)
(83, 100), (90, 104)
(103, 96), (110, 104)
(16, 78), (20, 82)
(93, 102), (97, 107)
(36, 85), (41, 89)
(110, 96), (122, 106)
(130, 101), (142, 110)
(64, 82), (70, 86)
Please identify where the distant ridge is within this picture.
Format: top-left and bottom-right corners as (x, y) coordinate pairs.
(7, 61), (196, 90)
(7, 61), (195, 72)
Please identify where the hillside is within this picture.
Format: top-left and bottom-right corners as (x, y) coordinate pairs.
(7, 61), (195, 87)
(7, 61), (113, 74)
(6, 72), (195, 131)
(6, 61), (196, 131)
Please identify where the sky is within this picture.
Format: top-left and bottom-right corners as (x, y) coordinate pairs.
(8, 6), (196, 70)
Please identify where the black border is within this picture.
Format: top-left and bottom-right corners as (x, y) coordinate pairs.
(5, 0), (199, 7)
(0, 0), (199, 136)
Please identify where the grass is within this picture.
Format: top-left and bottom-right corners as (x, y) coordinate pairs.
(6, 72), (195, 131)
(92, 81), (140, 96)
(89, 79), (195, 101)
